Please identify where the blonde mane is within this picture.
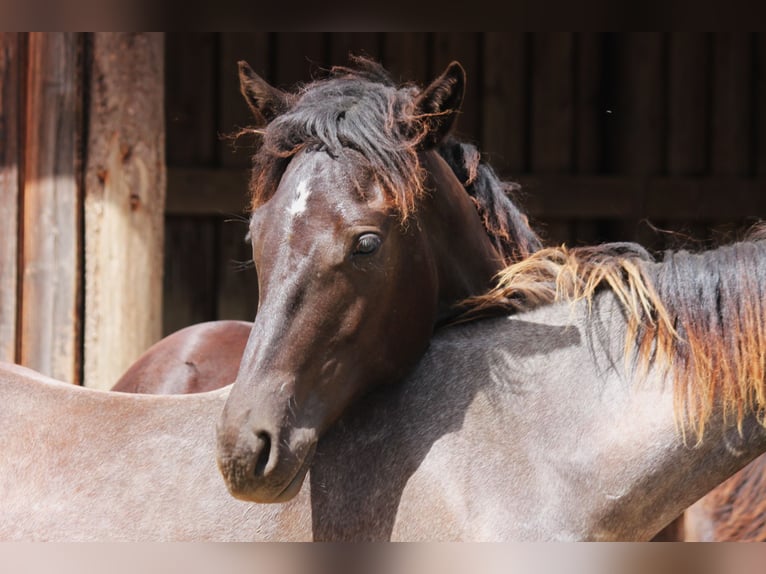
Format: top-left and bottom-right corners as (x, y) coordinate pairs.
(463, 231), (766, 442)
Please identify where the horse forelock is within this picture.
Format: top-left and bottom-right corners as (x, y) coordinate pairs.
(460, 234), (766, 442)
(247, 59), (430, 220)
(328, 55), (397, 86)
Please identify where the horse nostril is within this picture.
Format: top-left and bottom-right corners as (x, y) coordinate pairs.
(253, 430), (272, 477)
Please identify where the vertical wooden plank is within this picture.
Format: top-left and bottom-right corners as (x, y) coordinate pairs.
(431, 33), (481, 142)
(646, 33), (713, 252)
(571, 34), (608, 246)
(759, 35), (766, 177)
(381, 33), (428, 85)
(163, 217), (217, 335)
(212, 39), (259, 326)
(758, 34), (766, 177)
(481, 32), (527, 177)
(667, 33), (710, 176)
(604, 33), (665, 244)
(216, 218), (258, 322)
(529, 33), (575, 245)
(165, 34), (257, 336)
(706, 33), (756, 246)
(530, 33), (574, 174)
(0, 33), (20, 363)
(328, 33), (382, 66)
(273, 33), (326, 90)
(20, 32), (82, 384)
(218, 32), (271, 168)
(84, 33), (165, 390)
(165, 32), (216, 167)
(574, 33), (604, 174)
(606, 33), (665, 176)
(711, 33), (753, 176)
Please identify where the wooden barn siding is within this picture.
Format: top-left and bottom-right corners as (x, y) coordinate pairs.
(19, 33), (82, 384)
(83, 33), (166, 390)
(162, 32), (766, 335)
(0, 33), (165, 388)
(0, 33), (21, 363)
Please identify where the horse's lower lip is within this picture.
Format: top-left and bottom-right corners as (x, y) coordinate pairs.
(273, 441), (317, 502)
(219, 431), (318, 503)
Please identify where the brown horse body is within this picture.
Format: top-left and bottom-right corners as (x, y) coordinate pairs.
(682, 457), (766, 541)
(111, 321), (251, 394)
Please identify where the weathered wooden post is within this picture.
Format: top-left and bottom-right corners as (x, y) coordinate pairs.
(19, 32), (82, 384)
(83, 33), (165, 390)
(0, 33), (21, 364)
(0, 33), (165, 389)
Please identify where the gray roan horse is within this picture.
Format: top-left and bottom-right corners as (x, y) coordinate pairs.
(215, 57), (540, 504)
(2, 225), (766, 540)
(111, 320), (766, 542)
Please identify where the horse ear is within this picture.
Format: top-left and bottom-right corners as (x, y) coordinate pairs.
(413, 61), (466, 148)
(238, 60), (291, 125)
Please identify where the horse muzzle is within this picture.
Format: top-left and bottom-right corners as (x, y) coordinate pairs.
(216, 416), (317, 503)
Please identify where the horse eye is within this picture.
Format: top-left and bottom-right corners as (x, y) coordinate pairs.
(353, 233), (382, 256)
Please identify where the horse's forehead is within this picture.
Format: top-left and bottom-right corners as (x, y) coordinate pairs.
(251, 150), (385, 236)
(283, 150), (369, 190)
(273, 150), (378, 214)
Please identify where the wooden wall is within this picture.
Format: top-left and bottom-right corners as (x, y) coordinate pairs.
(0, 33), (165, 389)
(163, 32), (766, 336)
(83, 34), (166, 390)
(0, 33), (21, 364)
(4, 34), (764, 368)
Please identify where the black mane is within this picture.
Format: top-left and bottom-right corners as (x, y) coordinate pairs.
(436, 137), (542, 262)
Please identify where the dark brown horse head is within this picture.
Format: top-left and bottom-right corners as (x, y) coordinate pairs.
(216, 57), (541, 503)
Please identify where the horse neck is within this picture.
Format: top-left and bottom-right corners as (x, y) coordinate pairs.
(419, 152), (504, 324)
(532, 292), (766, 540)
(600, 398), (766, 540)
(413, 294), (766, 540)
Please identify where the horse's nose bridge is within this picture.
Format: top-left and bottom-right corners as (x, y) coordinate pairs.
(235, 315), (301, 387)
(236, 311), (300, 381)
(224, 367), (297, 436)
(250, 262), (317, 352)
(240, 292), (333, 394)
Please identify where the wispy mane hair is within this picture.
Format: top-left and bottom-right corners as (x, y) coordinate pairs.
(462, 225), (766, 441)
(436, 137), (542, 263)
